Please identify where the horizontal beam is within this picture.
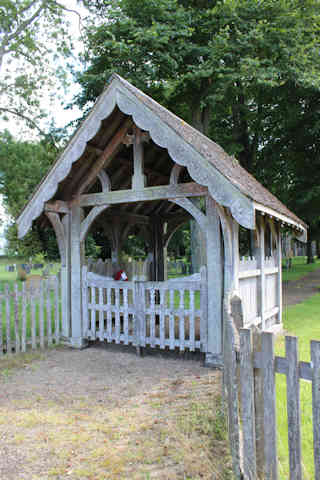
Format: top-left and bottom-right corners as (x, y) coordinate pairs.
(79, 182), (208, 207)
(45, 200), (69, 213)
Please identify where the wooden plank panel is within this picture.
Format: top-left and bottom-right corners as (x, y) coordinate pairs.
(311, 340), (320, 480)
(115, 287), (120, 344)
(21, 283), (26, 353)
(140, 286), (146, 348)
(98, 287), (104, 341)
(39, 280), (45, 349)
(179, 289), (185, 352)
(286, 336), (302, 480)
(262, 331), (278, 479)
(54, 275), (60, 344)
(46, 279), (52, 347)
(14, 283), (20, 354)
(240, 329), (257, 479)
(123, 287), (129, 345)
(169, 289), (175, 350)
(106, 287), (112, 341)
(90, 286), (96, 340)
(150, 287), (156, 348)
(189, 289), (195, 352)
(5, 284), (11, 355)
(159, 288), (165, 349)
(31, 289), (36, 350)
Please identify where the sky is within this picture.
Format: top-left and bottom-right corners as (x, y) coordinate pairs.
(0, 0), (89, 240)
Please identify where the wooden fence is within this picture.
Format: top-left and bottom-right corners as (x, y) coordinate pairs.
(224, 294), (320, 480)
(82, 265), (208, 353)
(0, 275), (61, 357)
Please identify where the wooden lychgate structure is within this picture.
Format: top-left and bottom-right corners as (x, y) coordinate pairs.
(17, 75), (307, 365)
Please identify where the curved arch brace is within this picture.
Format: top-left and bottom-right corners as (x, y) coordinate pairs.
(98, 170), (111, 192)
(164, 219), (188, 249)
(80, 205), (110, 242)
(45, 212), (66, 266)
(169, 198), (207, 234)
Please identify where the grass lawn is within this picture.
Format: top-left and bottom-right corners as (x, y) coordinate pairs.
(276, 294), (320, 479)
(282, 256), (320, 282)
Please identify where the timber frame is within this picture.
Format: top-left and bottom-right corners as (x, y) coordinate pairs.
(17, 75), (307, 365)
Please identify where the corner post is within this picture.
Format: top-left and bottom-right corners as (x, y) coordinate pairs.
(259, 216), (266, 330)
(276, 224), (282, 324)
(205, 197), (223, 366)
(70, 204), (87, 348)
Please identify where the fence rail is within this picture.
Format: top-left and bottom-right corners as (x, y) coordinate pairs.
(0, 276), (61, 357)
(224, 294), (320, 480)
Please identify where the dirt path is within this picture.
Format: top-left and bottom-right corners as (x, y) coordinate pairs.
(0, 344), (230, 480)
(283, 267), (320, 307)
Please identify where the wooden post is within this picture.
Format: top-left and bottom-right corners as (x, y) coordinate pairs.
(240, 328), (257, 479)
(262, 331), (278, 479)
(70, 205), (87, 348)
(286, 336), (302, 480)
(311, 340), (320, 480)
(132, 128), (146, 190)
(259, 217), (266, 330)
(134, 281), (144, 356)
(277, 225), (282, 324)
(232, 220), (240, 293)
(205, 197), (222, 366)
(200, 266), (208, 353)
(61, 213), (71, 339)
(252, 327), (265, 478)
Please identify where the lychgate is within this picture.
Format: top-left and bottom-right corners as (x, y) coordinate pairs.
(17, 75), (307, 366)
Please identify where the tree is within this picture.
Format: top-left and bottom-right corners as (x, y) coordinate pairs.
(0, 130), (58, 257)
(76, 0), (320, 259)
(0, 0), (81, 141)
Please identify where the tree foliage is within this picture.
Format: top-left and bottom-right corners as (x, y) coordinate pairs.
(0, 0), (79, 140)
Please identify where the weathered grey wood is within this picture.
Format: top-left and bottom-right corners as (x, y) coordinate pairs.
(134, 282), (144, 355)
(39, 280), (45, 349)
(200, 266), (208, 353)
(0, 292), (3, 357)
(61, 213), (71, 338)
(206, 198), (222, 363)
(98, 287), (104, 341)
(150, 287), (156, 348)
(46, 279), (52, 347)
(115, 287), (120, 343)
(311, 340), (320, 480)
(70, 205), (84, 347)
(123, 287), (129, 345)
(106, 287), (112, 342)
(239, 328), (257, 480)
(45, 212), (66, 265)
(189, 289), (195, 351)
(90, 286), (96, 339)
(169, 289), (175, 350)
(132, 127), (146, 190)
(179, 289), (185, 351)
(45, 200), (69, 213)
(232, 220), (240, 292)
(5, 284), (11, 355)
(223, 297), (242, 479)
(54, 275), (59, 344)
(21, 282), (26, 353)
(80, 205), (110, 242)
(13, 283), (20, 354)
(277, 226), (282, 324)
(82, 266), (89, 336)
(31, 288), (36, 350)
(79, 182), (208, 207)
(252, 327), (265, 478)
(159, 288), (165, 349)
(286, 336), (302, 480)
(262, 331), (278, 479)
(260, 217), (266, 330)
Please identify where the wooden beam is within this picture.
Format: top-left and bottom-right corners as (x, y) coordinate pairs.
(73, 118), (133, 199)
(45, 200), (69, 214)
(79, 183), (207, 207)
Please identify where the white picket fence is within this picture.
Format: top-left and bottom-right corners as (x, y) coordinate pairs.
(239, 256), (280, 329)
(0, 276), (61, 357)
(82, 265), (208, 353)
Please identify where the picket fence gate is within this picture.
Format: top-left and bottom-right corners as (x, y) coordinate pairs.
(224, 294), (320, 480)
(0, 276), (61, 357)
(82, 265), (208, 353)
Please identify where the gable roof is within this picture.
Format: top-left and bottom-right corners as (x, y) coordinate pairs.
(17, 74), (307, 240)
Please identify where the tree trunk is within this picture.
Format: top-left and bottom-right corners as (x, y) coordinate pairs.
(306, 235), (315, 264)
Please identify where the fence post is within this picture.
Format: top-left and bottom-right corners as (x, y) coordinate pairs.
(223, 295), (242, 479)
(311, 340), (320, 479)
(252, 327), (265, 478)
(14, 283), (20, 354)
(5, 284), (11, 355)
(262, 331), (278, 479)
(286, 336), (302, 480)
(200, 265), (208, 353)
(240, 328), (257, 479)
(134, 282), (144, 356)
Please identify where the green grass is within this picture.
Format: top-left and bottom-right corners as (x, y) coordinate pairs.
(276, 294), (320, 479)
(282, 256), (320, 282)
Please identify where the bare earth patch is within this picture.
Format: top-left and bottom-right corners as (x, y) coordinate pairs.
(0, 344), (232, 480)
